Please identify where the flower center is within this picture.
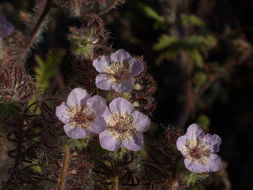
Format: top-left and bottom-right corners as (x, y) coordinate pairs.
(107, 112), (134, 141)
(184, 139), (211, 164)
(106, 62), (131, 83)
(68, 105), (95, 129)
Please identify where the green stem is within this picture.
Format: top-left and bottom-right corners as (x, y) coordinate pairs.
(57, 145), (71, 190)
(169, 181), (178, 190)
(113, 156), (120, 190)
(113, 174), (119, 190)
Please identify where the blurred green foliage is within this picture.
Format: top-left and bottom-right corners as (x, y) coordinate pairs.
(34, 50), (65, 93)
(183, 172), (209, 187)
(0, 102), (21, 115)
(141, 4), (164, 24)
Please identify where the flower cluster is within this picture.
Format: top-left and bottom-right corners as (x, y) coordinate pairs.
(176, 124), (222, 173)
(56, 50), (150, 151)
(56, 49), (222, 174)
(56, 87), (150, 151)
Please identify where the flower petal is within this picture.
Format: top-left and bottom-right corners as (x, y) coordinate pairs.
(67, 88), (90, 107)
(205, 154), (222, 172)
(186, 123), (205, 139)
(184, 154), (222, 173)
(132, 111), (151, 132)
(99, 130), (121, 151)
(109, 97), (135, 114)
(110, 49), (132, 63)
(122, 132), (143, 151)
(176, 135), (187, 155)
(112, 78), (135, 92)
(101, 106), (112, 123)
(95, 74), (113, 91)
(56, 103), (69, 124)
(128, 58), (144, 77)
(93, 56), (110, 73)
(184, 158), (206, 173)
(87, 116), (106, 134)
(203, 134), (222, 153)
(87, 95), (106, 114)
(63, 123), (88, 139)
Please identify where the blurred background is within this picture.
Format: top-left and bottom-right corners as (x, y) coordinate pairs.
(1, 0), (253, 189)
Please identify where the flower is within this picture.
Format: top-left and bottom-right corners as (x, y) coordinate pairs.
(56, 88), (107, 139)
(0, 12), (14, 38)
(176, 124), (222, 173)
(99, 97), (151, 151)
(93, 49), (144, 92)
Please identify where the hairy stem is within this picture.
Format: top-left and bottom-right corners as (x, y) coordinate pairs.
(175, 50), (194, 128)
(169, 180), (178, 190)
(1, 117), (25, 190)
(18, 0), (52, 65)
(83, 0), (118, 15)
(113, 159), (119, 190)
(57, 145), (71, 190)
(113, 174), (119, 190)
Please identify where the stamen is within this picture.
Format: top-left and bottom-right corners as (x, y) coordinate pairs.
(68, 105), (94, 129)
(106, 62), (131, 83)
(107, 112), (134, 141)
(185, 139), (211, 164)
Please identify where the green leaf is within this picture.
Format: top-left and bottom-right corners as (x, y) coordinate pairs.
(156, 50), (178, 64)
(189, 49), (204, 68)
(197, 114), (210, 131)
(153, 34), (178, 50)
(183, 35), (216, 49)
(204, 35), (217, 48)
(141, 4), (164, 23)
(0, 102), (21, 115)
(180, 14), (205, 27)
(183, 172), (209, 187)
(194, 72), (207, 86)
(34, 50), (65, 93)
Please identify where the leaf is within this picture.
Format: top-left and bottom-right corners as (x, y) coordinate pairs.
(183, 172), (209, 187)
(156, 50), (178, 65)
(204, 35), (217, 48)
(153, 34), (178, 50)
(197, 114), (210, 131)
(183, 35), (216, 49)
(193, 72), (207, 86)
(180, 14), (205, 27)
(34, 50), (65, 93)
(189, 49), (204, 68)
(0, 102), (21, 115)
(141, 4), (164, 23)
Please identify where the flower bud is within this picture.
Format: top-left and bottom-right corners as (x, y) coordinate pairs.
(0, 63), (35, 104)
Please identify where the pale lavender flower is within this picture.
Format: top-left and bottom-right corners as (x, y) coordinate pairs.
(99, 97), (151, 151)
(93, 49), (144, 92)
(176, 124), (222, 173)
(56, 88), (107, 139)
(0, 12), (14, 38)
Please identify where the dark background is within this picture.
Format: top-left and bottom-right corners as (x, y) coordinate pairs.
(2, 0), (253, 189)
(107, 1), (253, 189)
